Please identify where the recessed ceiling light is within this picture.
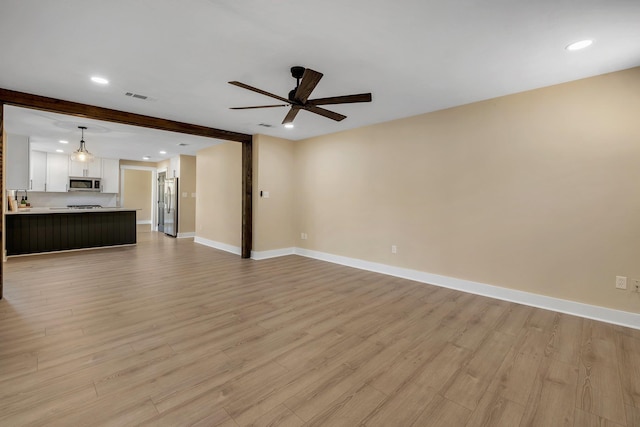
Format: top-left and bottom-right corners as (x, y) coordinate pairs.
(284, 123), (294, 129)
(566, 40), (593, 51)
(90, 76), (109, 85)
(59, 140), (69, 144)
(159, 150), (167, 154)
(56, 149), (64, 153)
(143, 156), (151, 160)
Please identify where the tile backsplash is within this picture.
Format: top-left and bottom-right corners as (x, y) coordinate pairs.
(11, 191), (118, 208)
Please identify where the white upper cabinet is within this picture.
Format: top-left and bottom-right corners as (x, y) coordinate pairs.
(45, 152), (70, 192)
(24, 150), (120, 193)
(101, 158), (120, 193)
(30, 151), (69, 193)
(69, 158), (102, 178)
(29, 150), (47, 191)
(7, 134), (30, 190)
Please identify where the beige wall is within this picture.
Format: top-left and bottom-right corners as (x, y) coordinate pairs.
(156, 159), (170, 176)
(292, 67), (640, 312)
(253, 134), (296, 251)
(178, 155), (196, 234)
(193, 67), (640, 313)
(123, 169), (153, 222)
(119, 160), (157, 211)
(195, 142), (242, 246)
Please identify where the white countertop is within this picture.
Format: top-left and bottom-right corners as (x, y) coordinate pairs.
(6, 207), (138, 215)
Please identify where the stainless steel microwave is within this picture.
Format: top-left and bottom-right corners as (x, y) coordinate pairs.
(68, 177), (101, 192)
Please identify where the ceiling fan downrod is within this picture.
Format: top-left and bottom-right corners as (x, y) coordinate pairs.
(289, 66), (306, 102)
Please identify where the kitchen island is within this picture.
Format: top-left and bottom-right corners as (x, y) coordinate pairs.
(5, 207), (137, 256)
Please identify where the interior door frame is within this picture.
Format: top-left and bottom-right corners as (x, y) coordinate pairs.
(120, 165), (158, 232)
(0, 88), (254, 300)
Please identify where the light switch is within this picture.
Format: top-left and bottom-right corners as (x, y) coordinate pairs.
(262, 191), (270, 198)
(182, 192), (187, 198)
(191, 193), (196, 198)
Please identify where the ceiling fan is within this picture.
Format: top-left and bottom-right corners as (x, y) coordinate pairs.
(229, 66), (372, 125)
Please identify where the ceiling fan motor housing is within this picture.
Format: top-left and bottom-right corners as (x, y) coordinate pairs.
(290, 66), (305, 79)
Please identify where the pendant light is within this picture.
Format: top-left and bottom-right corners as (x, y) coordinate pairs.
(70, 126), (95, 163)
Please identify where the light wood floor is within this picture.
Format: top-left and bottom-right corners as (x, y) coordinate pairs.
(1, 232), (639, 426)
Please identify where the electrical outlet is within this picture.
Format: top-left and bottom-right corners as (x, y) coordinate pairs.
(391, 245), (397, 254)
(300, 233), (308, 240)
(616, 276), (627, 290)
(634, 279), (640, 293)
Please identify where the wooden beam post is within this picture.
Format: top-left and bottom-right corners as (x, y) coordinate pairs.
(241, 138), (253, 259)
(0, 102), (4, 299)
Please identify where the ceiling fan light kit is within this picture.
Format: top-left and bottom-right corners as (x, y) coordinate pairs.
(229, 66), (372, 125)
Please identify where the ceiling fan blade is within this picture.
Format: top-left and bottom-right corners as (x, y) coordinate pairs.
(303, 105), (347, 122)
(307, 93), (372, 106)
(229, 81), (290, 104)
(293, 69), (323, 104)
(282, 107), (301, 124)
(230, 104), (288, 110)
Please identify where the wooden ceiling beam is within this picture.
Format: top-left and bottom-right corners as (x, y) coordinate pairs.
(0, 87), (254, 260)
(0, 88), (252, 144)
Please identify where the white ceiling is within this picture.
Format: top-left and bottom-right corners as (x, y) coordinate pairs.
(1, 0), (639, 159)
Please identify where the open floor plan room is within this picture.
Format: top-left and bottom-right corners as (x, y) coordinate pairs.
(1, 234), (639, 426)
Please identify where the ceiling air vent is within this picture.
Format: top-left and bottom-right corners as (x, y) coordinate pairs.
(258, 123), (273, 128)
(124, 92), (149, 100)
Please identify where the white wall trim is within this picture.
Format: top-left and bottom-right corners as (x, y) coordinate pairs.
(251, 247), (296, 260)
(292, 248), (640, 330)
(177, 232), (195, 239)
(194, 237), (241, 255)
(187, 242), (640, 329)
(136, 220), (152, 225)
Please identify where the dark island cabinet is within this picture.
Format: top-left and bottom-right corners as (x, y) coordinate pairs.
(6, 211), (136, 256)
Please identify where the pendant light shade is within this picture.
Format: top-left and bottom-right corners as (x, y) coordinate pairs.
(70, 126), (95, 163)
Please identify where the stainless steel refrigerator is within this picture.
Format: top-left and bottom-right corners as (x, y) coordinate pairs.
(163, 177), (178, 237)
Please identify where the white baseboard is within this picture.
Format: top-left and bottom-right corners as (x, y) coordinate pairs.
(188, 240), (640, 329)
(193, 239), (296, 259)
(177, 232), (195, 239)
(136, 220), (152, 225)
(251, 247), (296, 260)
(292, 248), (640, 330)
(194, 237), (241, 255)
